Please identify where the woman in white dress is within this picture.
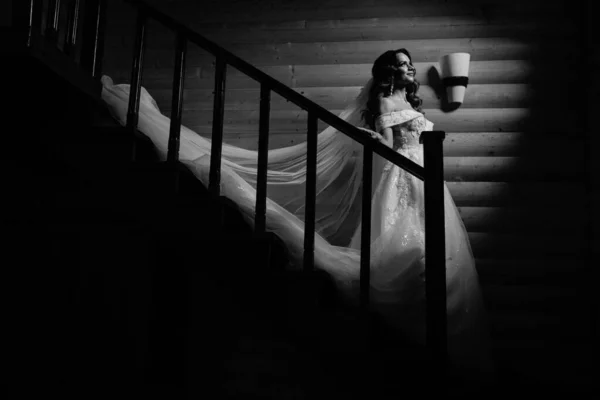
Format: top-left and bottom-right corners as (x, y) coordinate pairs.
(100, 48), (494, 380)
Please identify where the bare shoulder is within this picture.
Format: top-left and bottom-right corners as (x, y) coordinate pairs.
(378, 97), (396, 114)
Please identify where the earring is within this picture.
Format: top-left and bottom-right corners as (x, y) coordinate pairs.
(389, 74), (395, 96)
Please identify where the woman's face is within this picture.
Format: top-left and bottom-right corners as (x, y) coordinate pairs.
(394, 52), (416, 85)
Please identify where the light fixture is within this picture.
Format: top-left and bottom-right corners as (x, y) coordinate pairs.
(439, 53), (471, 106)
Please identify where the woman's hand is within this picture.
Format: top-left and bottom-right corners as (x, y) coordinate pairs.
(357, 127), (393, 148)
(357, 127), (386, 144)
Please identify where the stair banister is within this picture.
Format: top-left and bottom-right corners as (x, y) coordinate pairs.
(122, 0), (447, 368)
(123, 2), (425, 179)
(167, 31), (187, 166)
(255, 83), (271, 235)
(17, 0), (448, 371)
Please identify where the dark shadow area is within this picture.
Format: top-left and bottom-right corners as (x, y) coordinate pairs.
(476, 1), (594, 394)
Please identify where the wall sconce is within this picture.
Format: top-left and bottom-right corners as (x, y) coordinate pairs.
(439, 53), (470, 106)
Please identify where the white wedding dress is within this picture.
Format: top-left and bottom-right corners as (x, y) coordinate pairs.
(100, 75), (494, 378)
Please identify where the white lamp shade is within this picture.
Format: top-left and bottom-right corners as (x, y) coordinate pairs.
(446, 86), (466, 105)
(439, 53), (471, 104)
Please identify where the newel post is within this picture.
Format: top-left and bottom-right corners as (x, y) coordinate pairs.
(419, 130), (448, 374)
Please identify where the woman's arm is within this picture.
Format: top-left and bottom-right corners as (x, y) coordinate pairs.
(378, 97), (395, 148)
(368, 97), (395, 197)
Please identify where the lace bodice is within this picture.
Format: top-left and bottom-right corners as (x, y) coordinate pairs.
(375, 110), (434, 150)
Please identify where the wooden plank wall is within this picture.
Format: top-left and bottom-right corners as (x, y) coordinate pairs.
(101, 0), (594, 389)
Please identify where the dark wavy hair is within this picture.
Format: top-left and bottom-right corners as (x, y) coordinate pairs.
(361, 49), (424, 130)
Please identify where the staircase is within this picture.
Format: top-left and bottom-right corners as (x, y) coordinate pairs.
(2, 36), (441, 398)
(2, 4), (440, 399)
(2, 0), (595, 398)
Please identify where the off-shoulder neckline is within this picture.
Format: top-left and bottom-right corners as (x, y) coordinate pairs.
(377, 109), (422, 118)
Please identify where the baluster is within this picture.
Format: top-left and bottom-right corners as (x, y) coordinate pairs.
(166, 32), (187, 194)
(360, 146), (373, 307)
(167, 32), (187, 165)
(63, 0), (80, 57)
(45, 0), (61, 44)
(80, 0), (106, 79)
(255, 83), (271, 234)
(420, 130), (448, 371)
(303, 113), (318, 273)
(126, 9), (147, 156)
(208, 51), (227, 197)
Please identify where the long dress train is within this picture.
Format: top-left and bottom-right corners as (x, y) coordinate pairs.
(100, 75), (495, 379)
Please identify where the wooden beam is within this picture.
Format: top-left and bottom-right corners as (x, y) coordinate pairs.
(468, 232), (585, 259)
(446, 181), (585, 207)
(475, 258), (586, 285)
(211, 17), (575, 44)
(442, 156), (584, 182)
(441, 132), (585, 157)
(177, 108), (575, 133)
(140, 60), (543, 89)
(151, 83), (533, 111)
(458, 206), (586, 233)
(146, 37), (577, 67)
(152, 0), (570, 25)
(136, 15), (578, 46)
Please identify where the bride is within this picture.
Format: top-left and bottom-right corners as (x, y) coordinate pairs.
(100, 49), (494, 380)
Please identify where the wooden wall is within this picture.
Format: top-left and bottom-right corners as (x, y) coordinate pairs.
(101, 0), (594, 390)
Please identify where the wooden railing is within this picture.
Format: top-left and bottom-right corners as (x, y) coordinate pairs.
(17, 0), (448, 373)
(14, 0), (107, 79)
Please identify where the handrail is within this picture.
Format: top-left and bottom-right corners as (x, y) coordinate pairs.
(122, 0), (447, 369)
